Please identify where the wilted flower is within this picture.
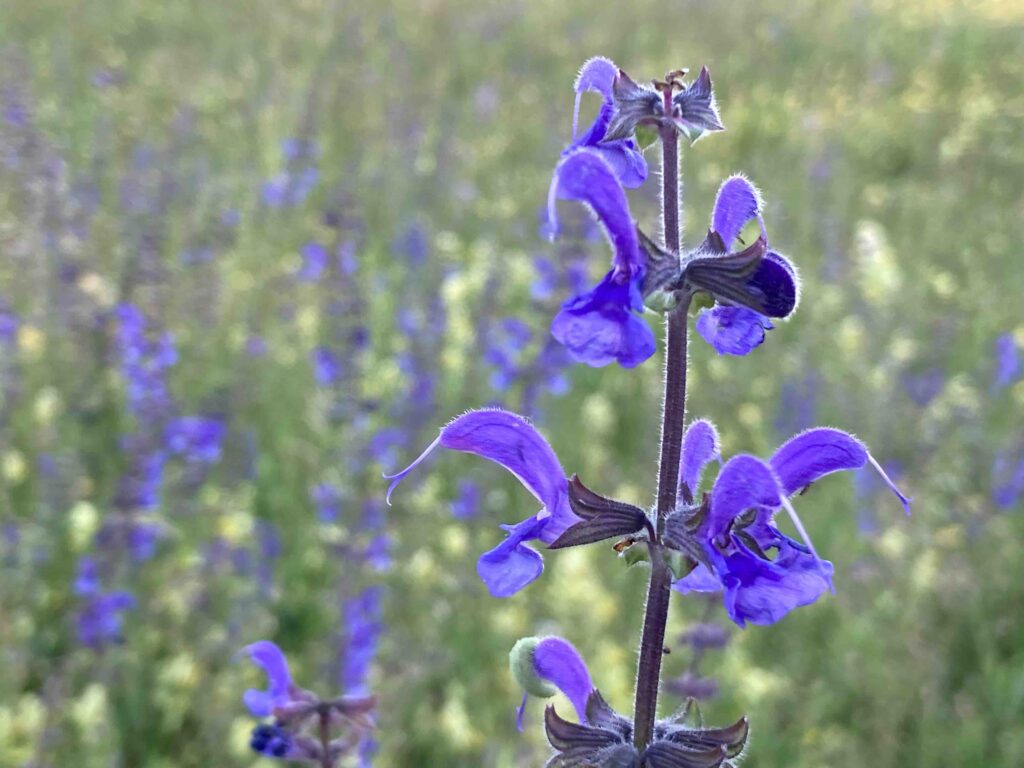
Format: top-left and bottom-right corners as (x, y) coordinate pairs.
(669, 421), (910, 626)
(386, 409), (579, 596)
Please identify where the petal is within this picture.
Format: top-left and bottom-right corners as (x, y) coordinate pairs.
(717, 540), (834, 627)
(574, 57), (618, 101)
(533, 637), (594, 724)
(589, 139), (648, 189)
(439, 410), (572, 521)
(549, 149), (641, 275)
(707, 455), (780, 540)
(477, 518), (545, 597)
(769, 428), (868, 496)
(679, 419), (721, 501)
(242, 690), (277, 718)
(695, 305), (773, 356)
(672, 563), (722, 594)
(551, 271), (655, 369)
(711, 175), (762, 249)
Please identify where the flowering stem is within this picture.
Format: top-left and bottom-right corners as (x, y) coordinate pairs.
(633, 96), (689, 751)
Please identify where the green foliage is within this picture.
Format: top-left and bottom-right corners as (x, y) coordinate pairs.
(1, 0), (1024, 766)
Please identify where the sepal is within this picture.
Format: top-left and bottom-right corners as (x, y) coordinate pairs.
(603, 69), (664, 143)
(681, 234), (770, 314)
(549, 475), (651, 549)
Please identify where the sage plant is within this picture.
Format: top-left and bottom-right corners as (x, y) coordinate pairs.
(388, 58), (910, 766)
(242, 57), (911, 766)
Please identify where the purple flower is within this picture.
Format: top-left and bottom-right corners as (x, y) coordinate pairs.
(992, 446), (1024, 509)
(547, 150), (654, 368)
(341, 586), (383, 696)
(76, 591), (136, 648)
(241, 641), (296, 717)
(312, 346), (342, 386)
(451, 479), (481, 520)
(671, 423), (910, 626)
(386, 409), (580, 596)
(165, 416), (226, 464)
(312, 483), (342, 523)
(0, 300), (18, 344)
(688, 176), (799, 356)
(74, 559), (135, 648)
(509, 636), (593, 732)
(993, 333), (1020, 390)
(74, 557), (103, 596)
(296, 241), (329, 281)
(563, 58), (648, 189)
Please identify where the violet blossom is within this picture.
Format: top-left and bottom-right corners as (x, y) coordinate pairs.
(687, 176), (800, 356)
(670, 420), (910, 626)
(386, 409), (579, 596)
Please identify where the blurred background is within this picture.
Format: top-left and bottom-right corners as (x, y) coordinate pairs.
(1, 0), (1023, 765)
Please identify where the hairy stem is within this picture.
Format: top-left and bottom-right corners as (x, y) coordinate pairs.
(633, 95), (690, 751)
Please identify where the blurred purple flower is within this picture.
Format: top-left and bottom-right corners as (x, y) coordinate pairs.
(312, 483), (342, 523)
(993, 333), (1020, 390)
(166, 416), (226, 464)
(0, 300), (18, 343)
(241, 640), (297, 717)
(296, 241), (329, 281)
(341, 586), (383, 696)
(451, 479), (481, 520)
(312, 346), (342, 386)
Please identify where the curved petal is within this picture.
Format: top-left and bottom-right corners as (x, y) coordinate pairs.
(716, 540), (834, 627)
(707, 455), (780, 540)
(712, 175), (762, 249)
(769, 428), (868, 496)
(549, 149), (642, 276)
(477, 517), (546, 597)
(575, 57), (618, 101)
(695, 305), (773, 356)
(438, 410), (572, 522)
(533, 637), (593, 724)
(679, 419), (721, 500)
(551, 272), (655, 369)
